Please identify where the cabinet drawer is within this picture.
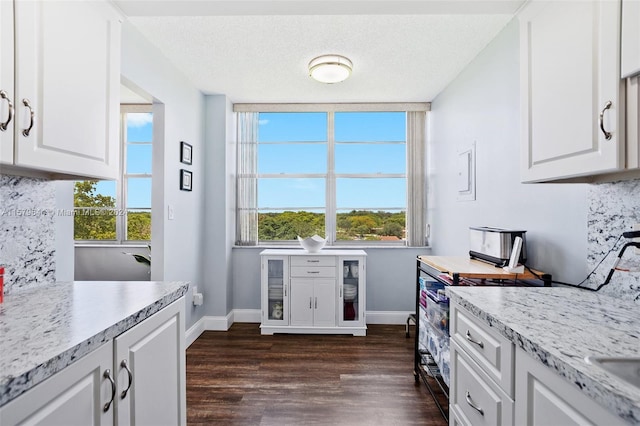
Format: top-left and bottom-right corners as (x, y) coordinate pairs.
(290, 256), (336, 267)
(450, 340), (514, 426)
(291, 266), (336, 278)
(451, 304), (514, 396)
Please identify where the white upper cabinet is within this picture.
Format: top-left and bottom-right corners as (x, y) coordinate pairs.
(621, 0), (640, 78)
(1, 0), (121, 180)
(519, 0), (625, 182)
(0, 1), (15, 165)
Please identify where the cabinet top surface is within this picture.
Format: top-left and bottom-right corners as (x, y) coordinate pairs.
(0, 281), (189, 407)
(418, 255), (545, 279)
(447, 286), (640, 424)
(261, 249), (367, 256)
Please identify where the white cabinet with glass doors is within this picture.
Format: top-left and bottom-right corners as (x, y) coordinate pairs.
(260, 250), (366, 336)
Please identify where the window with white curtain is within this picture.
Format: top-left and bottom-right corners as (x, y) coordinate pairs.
(235, 104), (428, 247)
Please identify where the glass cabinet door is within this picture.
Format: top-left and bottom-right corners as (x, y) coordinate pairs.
(339, 257), (363, 326)
(265, 257), (287, 324)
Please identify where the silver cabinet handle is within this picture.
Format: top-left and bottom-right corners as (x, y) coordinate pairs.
(120, 359), (133, 399)
(307, 271), (320, 274)
(309, 297), (312, 309)
(284, 284), (287, 297)
(103, 369), (116, 412)
(0, 90), (13, 131)
(465, 390), (484, 416)
(314, 297), (318, 309)
(465, 330), (484, 348)
(307, 260), (320, 263)
(22, 98), (34, 137)
(599, 101), (613, 140)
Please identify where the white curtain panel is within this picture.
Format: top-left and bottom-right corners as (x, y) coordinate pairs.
(406, 111), (427, 247)
(236, 112), (259, 245)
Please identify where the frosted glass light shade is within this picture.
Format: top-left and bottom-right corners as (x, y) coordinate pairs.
(308, 54), (353, 83)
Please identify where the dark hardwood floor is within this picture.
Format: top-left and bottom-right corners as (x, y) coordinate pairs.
(186, 323), (448, 425)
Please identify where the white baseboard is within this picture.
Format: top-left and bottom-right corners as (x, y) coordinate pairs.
(365, 311), (414, 325)
(186, 309), (413, 347)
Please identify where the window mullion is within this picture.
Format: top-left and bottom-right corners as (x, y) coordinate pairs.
(117, 112), (127, 243)
(326, 111), (336, 245)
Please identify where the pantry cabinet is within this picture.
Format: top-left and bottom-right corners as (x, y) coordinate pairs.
(0, 0), (121, 180)
(260, 250), (366, 336)
(0, 299), (186, 426)
(519, 0), (625, 182)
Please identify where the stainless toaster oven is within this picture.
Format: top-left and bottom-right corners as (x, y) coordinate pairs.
(469, 227), (527, 267)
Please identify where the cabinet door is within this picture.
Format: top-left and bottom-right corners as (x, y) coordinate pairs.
(14, 0), (121, 179)
(313, 278), (336, 327)
(0, 342), (114, 426)
(519, 0), (624, 182)
(338, 256), (365, 327)
(514, 347), (624, 426)
(0, 0), (14, 165)
(262, 256), (289, 326)
(114, 299), (186, 426)
(290, 278), (314, 326)
(621, 0), (640, 78)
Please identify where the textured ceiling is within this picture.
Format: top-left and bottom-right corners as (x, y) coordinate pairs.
(115, 1), (524, 103)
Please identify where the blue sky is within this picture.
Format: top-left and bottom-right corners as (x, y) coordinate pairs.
(95, 113), (152, 209)
(258, 112), (407, 211)
(93, 111), (406, 212)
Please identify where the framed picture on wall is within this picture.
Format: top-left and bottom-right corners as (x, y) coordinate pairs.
(180, 141), (193, 165)
(180, 169), (192, 191)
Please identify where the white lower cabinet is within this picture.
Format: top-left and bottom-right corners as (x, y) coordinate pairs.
(260, 249), (366, 335)
(450, 302), (514, 426)
(0, 342), (114, 426)
(113, 299), (186, 426)
(514, 347), (625, 426)
(0, 298), (186, 426)
(450, 340), (514, 426)
(290, 278), (336, 327)
(451, 301), (626, 426)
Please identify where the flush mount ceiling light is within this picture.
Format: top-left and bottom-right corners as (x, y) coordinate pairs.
(308, 54), (353, 84)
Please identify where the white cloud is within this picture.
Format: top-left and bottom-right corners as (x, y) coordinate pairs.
(259, 119), (270, 125)
(128, 113), (153, 127)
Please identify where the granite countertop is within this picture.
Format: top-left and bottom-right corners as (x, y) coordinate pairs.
(446, 287), (640, 424)
(0, 280), (189, 407)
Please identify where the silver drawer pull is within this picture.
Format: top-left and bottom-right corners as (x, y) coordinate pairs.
(599, 101), (613, 140)
(120, 359), (133, 399)
(465, 390), (484, 416)
(0, 90), (14, 131)
(103, 369), (116, 412)
(307, 260), (320, 263)
(307, 271), (320, 274)
(465, 330), (484, 348)
(22, 98), (34, 137)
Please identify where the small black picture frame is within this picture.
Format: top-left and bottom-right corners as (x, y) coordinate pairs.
(180, 141), (192, 165)
(180, 169), (192, 191)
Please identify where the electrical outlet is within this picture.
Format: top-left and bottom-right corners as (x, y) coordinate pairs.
(634, 224), (640, 255)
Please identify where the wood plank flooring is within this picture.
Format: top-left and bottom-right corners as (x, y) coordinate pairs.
(186, 323), (448, 425)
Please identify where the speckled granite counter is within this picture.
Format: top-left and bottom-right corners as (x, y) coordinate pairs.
(446, 287), (640, 424)
(0, 281), (189, 407)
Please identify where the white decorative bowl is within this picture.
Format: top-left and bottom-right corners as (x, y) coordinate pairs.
(297, 235), (326, 253)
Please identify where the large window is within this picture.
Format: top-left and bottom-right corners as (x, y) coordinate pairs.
(74, 106), (153, 242)
(237, 104), (427, 246)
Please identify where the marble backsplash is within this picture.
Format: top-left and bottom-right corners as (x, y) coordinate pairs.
(587, 179), (640, 302)
(0, 175), (56, 294)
